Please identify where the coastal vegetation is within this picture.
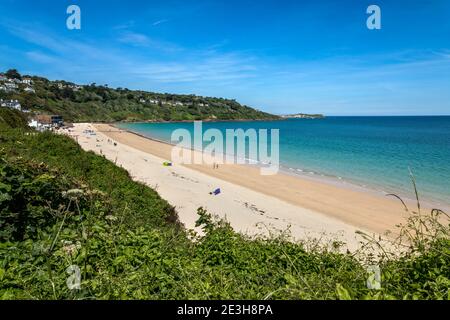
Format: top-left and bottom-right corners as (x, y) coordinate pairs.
(0, 108), (28, 130)
(0, 110), (449, 300)
(0, 70), (278, 122)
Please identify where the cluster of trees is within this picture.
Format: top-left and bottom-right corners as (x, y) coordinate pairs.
(4, 69), (21, 80)
(0, 70), (278, 122)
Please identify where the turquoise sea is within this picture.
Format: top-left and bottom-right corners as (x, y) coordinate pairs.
(118, 117), (450, 207)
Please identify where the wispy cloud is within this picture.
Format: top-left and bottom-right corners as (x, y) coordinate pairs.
(118, 32), (152, 46)
(152, 19), (169, 26)
(112, 20), (136, 30)
(130, 53), (258, 83)
(6, 23), (115, 61)
(118, 31), (182, 52)
(4, 21), (259, 87)
(3, 19), (450, 115)
(25, 51), (60, 64)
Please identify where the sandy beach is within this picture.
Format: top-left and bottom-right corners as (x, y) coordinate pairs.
(62, 123), (416, 250)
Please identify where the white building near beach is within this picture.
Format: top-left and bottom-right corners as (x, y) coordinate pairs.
(28, 119), (52, 131)
(28, 119), (39, 128)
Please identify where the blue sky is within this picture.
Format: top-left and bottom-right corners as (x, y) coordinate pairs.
(0, 0), (449, 115)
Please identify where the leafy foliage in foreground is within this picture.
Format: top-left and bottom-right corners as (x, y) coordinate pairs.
(0, 128), (449, 300)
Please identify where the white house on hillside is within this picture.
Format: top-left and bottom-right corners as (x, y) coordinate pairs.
(22, 78), (33, 85)
(0, 99), (22, 111)
(4, 82), (18, 90)
(24, 86), (35, 93)
(0, 85), (15, 93)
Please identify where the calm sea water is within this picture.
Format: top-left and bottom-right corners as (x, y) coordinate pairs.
(118, 117), (450, 207)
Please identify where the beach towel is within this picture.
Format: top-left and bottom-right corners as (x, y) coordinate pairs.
(210, 188), (221, 196)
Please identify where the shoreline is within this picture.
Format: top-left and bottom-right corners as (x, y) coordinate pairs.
(84, 123), (417, 236)
(109, 117), (283, 125)
(66, 123), (377, 251)
(113, 122), (447, 211)
(62, 122), (450, 252)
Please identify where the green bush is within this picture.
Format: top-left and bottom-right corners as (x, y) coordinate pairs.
(0, 157), (73, 241)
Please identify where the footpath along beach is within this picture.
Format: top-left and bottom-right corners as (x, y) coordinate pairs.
(61, 123), (416, 251)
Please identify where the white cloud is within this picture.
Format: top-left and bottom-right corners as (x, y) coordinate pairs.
(118, 31), (182, 52)
(26, 51), (60, 64)
(152, 19), (168, 26)
(119, 32), (151, 46)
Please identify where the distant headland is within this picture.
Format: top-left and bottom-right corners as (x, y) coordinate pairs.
(280, 113), (325, 119)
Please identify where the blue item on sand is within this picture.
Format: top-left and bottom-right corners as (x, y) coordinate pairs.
(212, 188), (221, 196)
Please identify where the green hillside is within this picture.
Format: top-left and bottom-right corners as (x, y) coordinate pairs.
(0, 70), (278, 122)
(0, 108), (29, 130)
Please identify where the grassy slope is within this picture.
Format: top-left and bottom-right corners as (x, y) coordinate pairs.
(0, 108), (29, 130)
(0, 117), (449, 300)
(0, 76), (279, 122)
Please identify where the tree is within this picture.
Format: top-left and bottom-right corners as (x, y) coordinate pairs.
(5, 69), (21, 80)
(61, 87), (75, 100)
